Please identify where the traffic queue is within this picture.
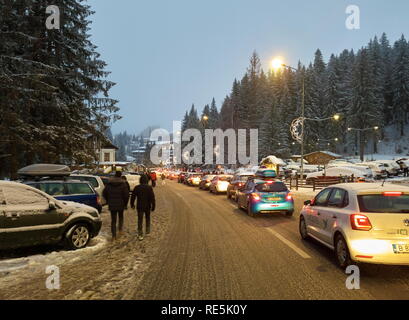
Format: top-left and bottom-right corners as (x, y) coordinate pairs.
(177, 169), (295, 217)
(171, 168), (409, 269)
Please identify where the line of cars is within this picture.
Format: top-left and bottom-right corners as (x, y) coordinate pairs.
(177, 169), (295, 217)
(173, 169), (409, 269)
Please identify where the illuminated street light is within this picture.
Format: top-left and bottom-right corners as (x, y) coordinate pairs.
(347, 126), (381, 161)
(271, 58), (284, 71)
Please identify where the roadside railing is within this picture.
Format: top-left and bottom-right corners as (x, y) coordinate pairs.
(284, 176), (349, 191)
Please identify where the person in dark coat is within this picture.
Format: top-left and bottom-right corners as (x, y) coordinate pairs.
(130, 174), (156, 241)
(103, 171), (129, 240)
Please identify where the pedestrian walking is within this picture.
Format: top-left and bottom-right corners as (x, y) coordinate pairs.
(403, 162), (409, 177)
(161, 172), (166, 186)
(150, 170), (157, 187)
(103, 170), (129, 240)
(130, 175), (156, 241)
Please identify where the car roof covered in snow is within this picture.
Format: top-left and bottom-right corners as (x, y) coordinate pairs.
(18, 164), (71, 177)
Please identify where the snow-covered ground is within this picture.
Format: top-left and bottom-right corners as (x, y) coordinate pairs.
(0, 236), (107, 275)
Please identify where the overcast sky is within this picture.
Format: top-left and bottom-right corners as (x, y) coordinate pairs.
(88, 0), (409, 135)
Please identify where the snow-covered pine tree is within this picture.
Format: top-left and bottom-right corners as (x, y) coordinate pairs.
(391, 35), (409, 136)
(0, 0), (119, 178)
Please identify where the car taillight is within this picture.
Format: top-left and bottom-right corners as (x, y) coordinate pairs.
(251, 193), (261, 201)
(286, 193), (293, 201)
(96, 196), (101, 205)
(383, 191), (403, 196)
(350, 214), (372, 231)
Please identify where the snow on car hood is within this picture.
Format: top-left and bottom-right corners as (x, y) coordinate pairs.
(59, 200), (97, 214)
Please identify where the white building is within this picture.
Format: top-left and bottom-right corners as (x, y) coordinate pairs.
(96, 140), (118, 163)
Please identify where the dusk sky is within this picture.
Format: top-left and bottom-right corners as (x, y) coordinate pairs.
(88, 0), (409, 135)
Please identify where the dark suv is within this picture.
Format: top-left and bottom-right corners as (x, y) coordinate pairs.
(0, 181), (102, 250)
(25, 180), (102, 213)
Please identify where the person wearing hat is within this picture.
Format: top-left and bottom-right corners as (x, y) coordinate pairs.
(103, 170), (129, 240)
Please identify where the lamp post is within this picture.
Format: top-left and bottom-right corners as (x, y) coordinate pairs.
(273, 59), (341, 180)
(347, 126), (379, 161)
(280, 63), (306, 179)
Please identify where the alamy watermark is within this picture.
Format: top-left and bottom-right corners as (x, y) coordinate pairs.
(345, 5), (360, 30)
(46, 5), (60, 30)
(150, 121), (258, 166)
(45, 265), (60, 290)
(345, 265), (360, 290)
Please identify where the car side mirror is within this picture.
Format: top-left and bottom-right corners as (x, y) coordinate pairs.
(304, 200), (311, 206)
(48, 201), (57, 210)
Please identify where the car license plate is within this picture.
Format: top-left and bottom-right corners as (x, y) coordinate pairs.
(392, 244), (409, 254)
(268, 197), (281, 201)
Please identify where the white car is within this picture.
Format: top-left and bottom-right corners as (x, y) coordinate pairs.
(299, 183), (409, 268)
(125, 174), (141, 191)
(70, 174), (106, 204)
(306, 166), (373, 181)
(374, 160), (400, 176)
(357, 162), (388, 179)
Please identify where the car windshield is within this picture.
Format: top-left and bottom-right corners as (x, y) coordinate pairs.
(255, 182), (288, 193)
(239, 175), (253, 182)
(358, 194), (409, 213)
(218, 176), (231, 181)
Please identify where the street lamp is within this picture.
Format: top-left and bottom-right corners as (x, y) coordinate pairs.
(347, 126), (380, 161)
(279, 63), (306, 180)
(276, 59), (342, 180)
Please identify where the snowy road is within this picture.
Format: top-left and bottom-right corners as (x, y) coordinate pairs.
(1, 181), (409, 300)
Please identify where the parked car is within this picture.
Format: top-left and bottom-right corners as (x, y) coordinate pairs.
(199, 175), (217, 190)
(358, 162), (388, 179)
(236, 179), (294, 217)
(25, 180), (102, 213)
(299, 183), (409, 268)
(70, 174), (105, 204)
(209, 175), (233, 194)
(227, 173), (255, 201)
(0, 181), (102, 250)
(306, 166), (373, 183)
(375, 160), (400, 177)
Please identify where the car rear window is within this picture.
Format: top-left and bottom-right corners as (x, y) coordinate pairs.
(218, 176), (231, 181)
(66, 183), (94, 195)
(38, 183), (65, 196)
(358, 194), (409, 213)
(255, 182), (288, 192)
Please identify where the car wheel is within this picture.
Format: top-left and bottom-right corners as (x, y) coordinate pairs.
(247, 202), (255, 217)
(66, 224), (91, 250)
(335, 234), (352, 269)
(299, 216), (310, 240)
(227, 191), (231, 199)
(286, 210), (294, 217)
